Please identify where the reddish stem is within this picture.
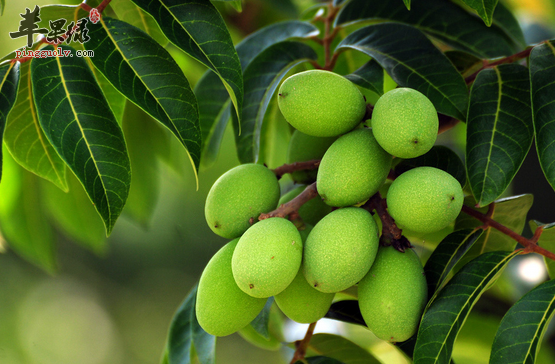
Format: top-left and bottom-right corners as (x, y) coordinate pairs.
(289, 322), (317, 364)
(96, 0), (112, 13)
(259, 183), (319, 220)
(272, 160), (321, 179)
(465, 47), (534, 84)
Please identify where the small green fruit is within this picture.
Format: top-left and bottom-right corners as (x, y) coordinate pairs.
(275, 269), (335, 323)
(232, 218), (303, 298)
(303, 207), (379, 293)
(286, 130), (337, 183)
(371, 88), (438, 158)
(358, 247), (427, 343)
(387, 166), (464, 234)
(279, 185), (332, 225)
(196, 239), (267, 336)
(317, 128), (392, 207)
(205, 164), (280, 239)
(278, 70), (366, 137)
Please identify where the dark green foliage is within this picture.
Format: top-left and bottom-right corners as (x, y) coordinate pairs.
(0, 61), (19, 183)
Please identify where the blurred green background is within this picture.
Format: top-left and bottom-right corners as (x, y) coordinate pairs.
(1, 0), (555, 363)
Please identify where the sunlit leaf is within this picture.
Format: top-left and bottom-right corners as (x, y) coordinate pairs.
(414, 250), (519, 364)
(306, 334), (381, 364)
(4, 60), (67, 190)
(259, 96), (292, 169)
(0, 61), (20, 183)
(87, 61), (126, 126)
(31, 45), (131, 234)
(235, 41), (317, 163)
(336, 23), (468, 121)
(131, 0), (243, 123)
(490, 279), (555, 364)
(110, 0), (169, 45)
(466, 64), (533, 207)
(85, 17), (200, 183)
(529, 220), (555, 279)
(460, 0), (498, 26)
(344, 60), (383, 96)
(530, 40), (555, 193)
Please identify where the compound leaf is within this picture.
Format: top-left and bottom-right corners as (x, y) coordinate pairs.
(335, 0), (519, 58)
(306, 334), (381, 364)
(0, 61), (20, 183)
(414, 250), (519, 364)
(530, 40), (555, 193)
(490, 279), (555, 364)
(85, 17), (201, 183)
(529, 220), (555, 279)
(460, 0), (498, 26)
(336, 23), (468, 121)
(131, 0), (243, 123)
(466, 64), (533, 207)
(344, 59), (383, 96)
(31, 45), (131, 234)
(235, 41), (317, 163)
(163, 284), (216, 364)
(4, 60), (67, 190)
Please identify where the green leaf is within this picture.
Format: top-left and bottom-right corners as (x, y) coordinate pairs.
(529, 220), (555, 279)
(460, 0), (498, 26)
(324, 300), (366, 327)
(335, 0), (519, 58)
(530, 40), (555, 193)
(88, 65), (126, 126)
(424, 229), (483, 298)
(344, 60), (383, 96)
(491, 2), (526, 49)
(163, 284), (216, 364)
(249, 297), (274, 340)
(41, 170), (106, 253)
(394, 146), (466, 187)
(259, 95), (292, 169)
(444, 51), (483, 77)
(131, 0), (243, 123)
(0, 61), (20, 183)
(306, 334), (381, 364)
(296, 357), (346, 364)
(403, 0), (411, 10)
(0, 149), (56, 272)
(122, 102), (167, 227)
(196, 20), (319, 167)
(110, 0), (169, 45)
(466, 64), (533, 207)
(4, 60), (67, 190)
(490, 279), (555, 364)
(336, 23), (469, 121)
(413, 250), (519, 364)
(0, 0), (4, 16)
(235, 41), (317, 163)
(85, 17), (201, 183)
(455, 194), (533, 262)
(31, 45), (131, 235)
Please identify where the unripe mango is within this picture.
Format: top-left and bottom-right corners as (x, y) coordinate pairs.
(278, 70), (366, 137)
(387, 167), (464, 234)
(317, 129), (392, 207)
(205, 164), (280, 239)
(275, 269), (335, 323)
(303, 207), (379, 293)
(196, 239), (267, 336)
(286, 130), (337, 183)
(372, 88), (438, 158)
(279, 185), (332, 225)
(232, 218), (303, 298)
(358, 247), (427, 343)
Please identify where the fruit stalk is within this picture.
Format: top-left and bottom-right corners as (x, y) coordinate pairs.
(259, 183), (319, 220)
(272, 159), (321, 179)
(289, 321), (317, 364)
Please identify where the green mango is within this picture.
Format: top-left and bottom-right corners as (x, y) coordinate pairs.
(358, 246), (427, 343)
(196, 239), (267, 336)
(317, 128), (392, 207)
(205, 164), (280, 239)
(275, 269), (335, 323)
(278, 70), (366, 137)
(286, 130), (337, 183)
(303, 207), (379, 293)
(232, 218), (303, 298)
(279, 185), (332, 225)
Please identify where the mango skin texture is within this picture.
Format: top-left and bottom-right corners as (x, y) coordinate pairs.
(317, 128), (392, 207)
(303, 207), (379, 293)
(358, 247), (427, 343)
(205, 164), (280, 239)
(387, 166), (464, 234)
(278, 70), (366, 137)
(286, 130), (337, 183)
(371, 88), (438, 158)
(279, 185), (332, 226)
(232, 218), (303, 298)
(196, 239), (267, 336)
(275, 269), (335, 323)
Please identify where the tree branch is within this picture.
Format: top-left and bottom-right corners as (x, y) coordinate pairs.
(259, 183), (319, 220)
(290, 322), (317, 364)
(272, 160), (321, 179)
(465, 47), (534, 84)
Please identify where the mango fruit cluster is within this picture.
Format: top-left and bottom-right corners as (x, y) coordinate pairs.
(197, 70), (465, 344)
